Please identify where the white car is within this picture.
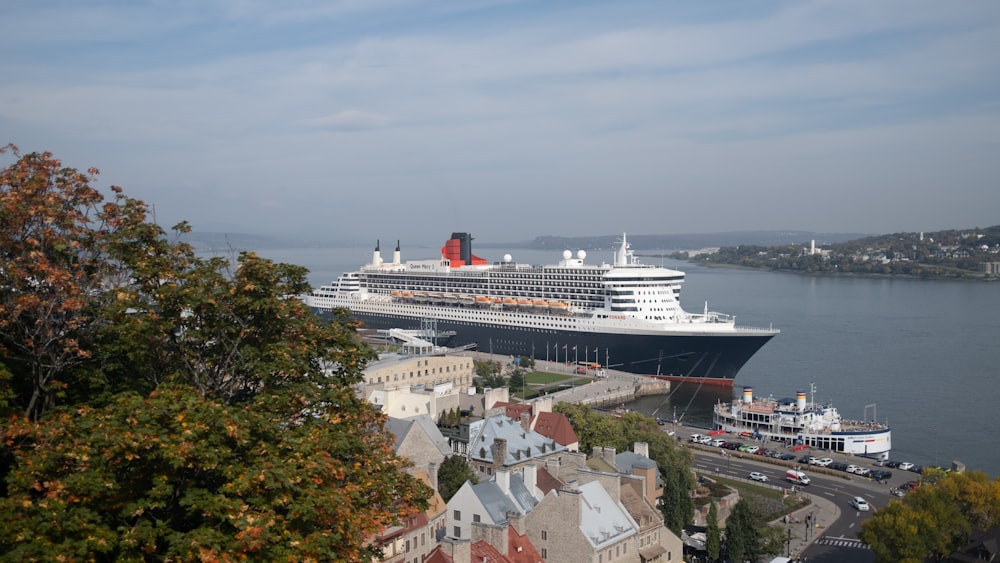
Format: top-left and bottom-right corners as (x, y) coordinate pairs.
(814, 458), (834, 467)
(744, 445), (760, 454)
(749, 472), (768, 482)
(850, 496), (870, 511)
(898, 462), (915, 471)
(846, 465), (861, 474)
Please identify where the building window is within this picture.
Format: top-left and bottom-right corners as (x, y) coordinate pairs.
(473, 514), (480, 523)
(454, 526), (460, 538)
(541, 548), (547, 559)
(541, 530), (547, 540)
(453, 510), (461, 521)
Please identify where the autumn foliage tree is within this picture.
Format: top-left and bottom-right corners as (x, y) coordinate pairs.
(860, 470), (1000, 562)
(0, 145), (429, 560)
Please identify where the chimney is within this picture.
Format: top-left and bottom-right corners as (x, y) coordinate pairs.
(496, 468), (510, 495)
(429, 460), (439, 491)
(519, 412), (530, 431)
(634, 442), (649, 459)
(492, 438), (508, 471)
(441, 537), (471, 561)
(523, 464), (538, 497)
(603, 446), (617, 467)
(593, 446), (602, 459)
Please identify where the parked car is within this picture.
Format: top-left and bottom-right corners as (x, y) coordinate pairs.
(898, 462), (915, 471)
(884, 460), (901, 468)
(871, 469), (892, 481)
(779, 453), (797, 461)
(828, 462), (848, 471)
(743, 445), (760, 454)
(855, 467), (871, 477)
(711, 439), (727, 447)
(850, 496), (870, 511)
(814, 458), (834, 467)
(749, 472), (768, 482)
(846, 464), (862, 474)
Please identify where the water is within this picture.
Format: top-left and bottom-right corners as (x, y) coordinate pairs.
(236, 244), (1000, 476)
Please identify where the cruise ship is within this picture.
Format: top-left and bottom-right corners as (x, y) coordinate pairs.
(304, 232), (779, 386)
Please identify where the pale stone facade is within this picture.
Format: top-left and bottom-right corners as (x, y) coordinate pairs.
(363, 353), (474, 392)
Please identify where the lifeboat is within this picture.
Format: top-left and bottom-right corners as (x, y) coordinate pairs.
(517, 298), (532, 308)
(458, 294), (476, 306)
(533, 300), (549, 310)
(501, 297), (517, 307)
(549, 301), (569, 314)
(475, 296), (492, 306)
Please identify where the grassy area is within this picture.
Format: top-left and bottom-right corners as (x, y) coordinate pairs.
(508, 372), (589, 401)
(524, 371), (578, 384)
(698, 473), (811, 522)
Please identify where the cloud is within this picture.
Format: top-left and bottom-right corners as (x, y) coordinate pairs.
(298, 110), (390, 131)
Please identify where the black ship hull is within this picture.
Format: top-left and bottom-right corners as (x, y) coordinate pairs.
(340, 310), (774, 386)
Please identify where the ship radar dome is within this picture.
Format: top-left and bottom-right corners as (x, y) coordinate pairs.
(503, 253), (512, 263)
(577, 250), (587, 260)
(563, 250), (572, 260)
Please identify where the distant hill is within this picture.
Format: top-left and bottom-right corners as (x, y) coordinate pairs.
(478, 231), (872, 251)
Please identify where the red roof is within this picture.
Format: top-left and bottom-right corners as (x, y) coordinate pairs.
(494, 401), (533, 420)
(471, 540), (510, 562)
(507, 525), (544, 563)
(533, 411), (578, 446)
(535, 465), (564, 496)
(424, 546), (454, 563)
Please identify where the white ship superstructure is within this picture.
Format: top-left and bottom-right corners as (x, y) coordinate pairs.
(713, 385), (891, 455)
(304, 233), (779, 385)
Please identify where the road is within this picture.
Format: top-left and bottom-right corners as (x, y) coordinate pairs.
(684, 431), (907, 562)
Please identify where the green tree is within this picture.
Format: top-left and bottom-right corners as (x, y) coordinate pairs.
(706, 501), (721, 562)
(724, 499), (759, 563)
(508, 369), (525, 395)
(555, 403), (695, 534)
(437, 455), (478, 502)
(861, 470), (1000, 562)
(473, 359), (501, 379)
(0, 148), (431, 560)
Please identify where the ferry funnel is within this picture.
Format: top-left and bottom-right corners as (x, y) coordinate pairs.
(797, 391), (806, 410)
(743, 387), (753, 404)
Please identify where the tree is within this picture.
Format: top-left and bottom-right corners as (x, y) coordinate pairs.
(437, 455), (478, 502)
(554, 403), (695, 534)
(723, 499), (759, 563)
(0, 148), (431, 560)
(508, 369), (525, 395)
(706, 501), (721, 562)
(0, 145), (169, 420)
(860, 470), (1000, 562)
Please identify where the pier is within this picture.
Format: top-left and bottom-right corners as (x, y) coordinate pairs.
(528, 371), (670, 409)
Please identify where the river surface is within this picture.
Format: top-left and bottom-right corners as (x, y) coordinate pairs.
(229, 243), (1000, 477)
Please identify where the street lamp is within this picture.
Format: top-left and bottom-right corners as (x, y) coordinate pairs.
(786, 526), (792, 558)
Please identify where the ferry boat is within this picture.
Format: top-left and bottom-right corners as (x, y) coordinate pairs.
(712, 385), (891, 455)
(303, 232), (779, 386)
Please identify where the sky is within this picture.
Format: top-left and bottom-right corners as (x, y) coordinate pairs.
(2, 0), (999, 246)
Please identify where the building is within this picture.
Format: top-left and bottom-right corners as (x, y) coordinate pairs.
(465, 414), (566, 478)
(446, 466), (542, 540)
(527, 478), (639, 562)
(370, 382), (460, 423)
(362, 353), (474, 392)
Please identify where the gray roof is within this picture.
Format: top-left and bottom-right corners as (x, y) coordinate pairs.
(472, 472), (538, 524)
(469, 414), (565, 465)
(578, 480), (638, 548)
(385, 414), (452, 457)
(615, 451), (658, 472)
